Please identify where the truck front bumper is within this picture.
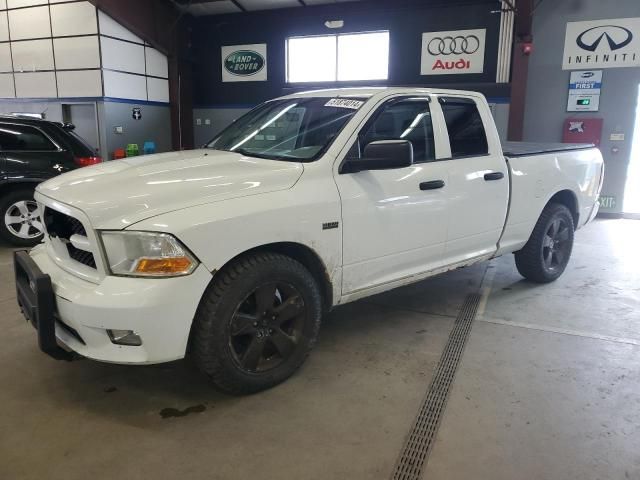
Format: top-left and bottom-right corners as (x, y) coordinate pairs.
(15, 246), (212, 364)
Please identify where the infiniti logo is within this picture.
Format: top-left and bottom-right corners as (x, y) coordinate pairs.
(427, 35), (480, 55)
(576, 25), (633, 52)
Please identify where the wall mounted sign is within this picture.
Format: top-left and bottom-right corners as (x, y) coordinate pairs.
(567, 70), (602, 111)
(562, 117), (603, 146)
(599, 195), (616, 210)
(132, 107), (142, 120)
(221, 43), (267, 82)
(562, 17), (640, 70)
(420, 29), (486, 75)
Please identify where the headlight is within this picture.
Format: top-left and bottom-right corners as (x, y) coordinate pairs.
(100, 231), (198, 277)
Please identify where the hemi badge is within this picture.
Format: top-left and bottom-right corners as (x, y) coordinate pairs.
(322, 221), (339, 230)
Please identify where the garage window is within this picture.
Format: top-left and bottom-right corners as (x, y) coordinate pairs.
(287, 31), (389, 83)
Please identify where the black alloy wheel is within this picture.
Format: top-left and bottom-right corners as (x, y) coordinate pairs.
(191, 252), (323, 395)
(515, 203), (575, 283)
(541, 217), (572, 274)
(229, 282), (306, 373)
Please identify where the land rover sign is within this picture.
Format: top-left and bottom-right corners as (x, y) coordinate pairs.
(221, 43), (268, 82)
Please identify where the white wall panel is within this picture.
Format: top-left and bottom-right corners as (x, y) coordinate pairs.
(50, 2), (97, 37)
(0, 73), (14, 98)
(145, 47), (168, 78)
(8, 6), (50, 40)
(98, 10), (142, 43)
(14, 71), (56, 97)
(57, 69), (101, 97)
(0, 12), (8, 42)
(0, 1), (6, 10)
(103, 69), (146, 100)
(11, 39), (54, 71)
(147, 77), (168, 102)
(54, 35), (100, 69)
(101, 36), (145, 74)
(7, 0), (47, 8)
(0, 43), (11, 72)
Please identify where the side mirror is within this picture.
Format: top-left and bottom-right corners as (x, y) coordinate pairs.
(341, 140), (413, 174)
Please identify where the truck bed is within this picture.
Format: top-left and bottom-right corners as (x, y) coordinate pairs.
(503, 141), (595, 157)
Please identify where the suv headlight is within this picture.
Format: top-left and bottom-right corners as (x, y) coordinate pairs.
(100, 231), (198, 277)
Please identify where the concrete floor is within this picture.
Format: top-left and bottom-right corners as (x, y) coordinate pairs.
(1, 218), (638, 480)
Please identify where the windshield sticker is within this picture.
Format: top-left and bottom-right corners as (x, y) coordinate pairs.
(324, 98), (364, 110)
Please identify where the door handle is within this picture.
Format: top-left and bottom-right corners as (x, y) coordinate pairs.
(484, 172), (504, 181)
(419, 180), (445, 190)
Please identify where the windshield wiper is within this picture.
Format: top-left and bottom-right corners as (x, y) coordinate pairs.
(232, 148), (298, 161)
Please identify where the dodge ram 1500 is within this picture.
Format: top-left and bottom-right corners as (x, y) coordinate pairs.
(14, 88), (604, 394)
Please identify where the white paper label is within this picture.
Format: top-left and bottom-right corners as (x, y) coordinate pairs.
(324, 98), (364, 109)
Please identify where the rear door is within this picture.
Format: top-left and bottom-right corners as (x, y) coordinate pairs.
(0, 122), (69, 180)
(435, 96), (509, 262)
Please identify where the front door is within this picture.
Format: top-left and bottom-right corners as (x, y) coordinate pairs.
(335, 97), (450, 295)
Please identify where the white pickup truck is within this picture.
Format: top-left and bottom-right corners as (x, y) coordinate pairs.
(14, 87), (604, 394)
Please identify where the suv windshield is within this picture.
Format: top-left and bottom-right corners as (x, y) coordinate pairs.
(206, 97), (366, 161)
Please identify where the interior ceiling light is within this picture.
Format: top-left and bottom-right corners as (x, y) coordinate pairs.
(324, 20), (344, 29)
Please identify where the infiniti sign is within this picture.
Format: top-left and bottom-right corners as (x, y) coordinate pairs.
(576, 25), (633, 52)
(563, 18), (640, 70)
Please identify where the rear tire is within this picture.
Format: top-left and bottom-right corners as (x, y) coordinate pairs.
(0, 189), (44, 247)
(191, 252), (323, 395)
(514, 203), (575, 283)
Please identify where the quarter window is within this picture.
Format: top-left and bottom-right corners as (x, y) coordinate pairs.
(353, 98), (435, 163)
(0, 124), (56, 151)
(439, 97), (488, 158)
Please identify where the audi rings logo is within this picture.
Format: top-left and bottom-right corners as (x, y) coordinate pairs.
(427, 35), (480, 56)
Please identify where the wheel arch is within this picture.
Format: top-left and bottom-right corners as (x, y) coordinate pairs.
(546, 189), (579, 229)
(210, 241), (334, 313)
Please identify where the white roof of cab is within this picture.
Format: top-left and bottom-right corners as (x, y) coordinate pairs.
(281, 86), (484, 100)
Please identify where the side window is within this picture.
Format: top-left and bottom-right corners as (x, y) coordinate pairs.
(354, 98), (435, 163)
(439, 97), (488, 158)
(0, 124), (57, 151)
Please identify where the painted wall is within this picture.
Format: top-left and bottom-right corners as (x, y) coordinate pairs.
(102, 100), (172, 155)
(0, 0), (171, 158)
(0, 1), (169, 102)
(524, 0), (640, 214)
(191, 0), (507, 108)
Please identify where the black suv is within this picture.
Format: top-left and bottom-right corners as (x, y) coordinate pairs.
(0, 115), (101, 246)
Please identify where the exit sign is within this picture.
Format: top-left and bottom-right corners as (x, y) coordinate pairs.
(599, 195), (616, 209)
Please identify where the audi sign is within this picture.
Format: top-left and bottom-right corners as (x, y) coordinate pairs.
(421, 29), (486, 76)
(562, 18), (640, 70)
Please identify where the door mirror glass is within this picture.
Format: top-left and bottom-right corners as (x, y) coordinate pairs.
(342, 139), (413, 173)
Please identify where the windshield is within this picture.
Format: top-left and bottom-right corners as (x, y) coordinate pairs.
(206, 97), (366, 161)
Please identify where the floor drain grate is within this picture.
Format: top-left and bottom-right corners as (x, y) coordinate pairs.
(391, 293), (482, 480)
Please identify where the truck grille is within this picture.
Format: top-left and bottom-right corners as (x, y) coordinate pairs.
(43, 208), (97, 269)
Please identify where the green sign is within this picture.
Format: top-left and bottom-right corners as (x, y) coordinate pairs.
(599, 195), (616, 209)
(224, 50), (265, 76)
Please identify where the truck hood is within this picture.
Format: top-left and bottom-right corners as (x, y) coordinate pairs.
(36, 149), (303, 229)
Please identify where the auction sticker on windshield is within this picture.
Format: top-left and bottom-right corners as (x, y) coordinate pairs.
(324, 99), (364, 109)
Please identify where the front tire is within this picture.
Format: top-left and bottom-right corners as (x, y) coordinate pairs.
(191, 252), (323, 395)
(514, 203), (575, 283)
(0, 189), (45, 247)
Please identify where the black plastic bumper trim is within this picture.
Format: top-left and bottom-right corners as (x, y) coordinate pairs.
(14, 251), (74, 361)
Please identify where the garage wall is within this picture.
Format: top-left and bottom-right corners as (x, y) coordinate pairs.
(192, 0), (506, 104)
(0, 0), (171, 157)
(102, 100), (172, 155)
(524, 0), (640, 214)
(191, 0), (511, 144)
